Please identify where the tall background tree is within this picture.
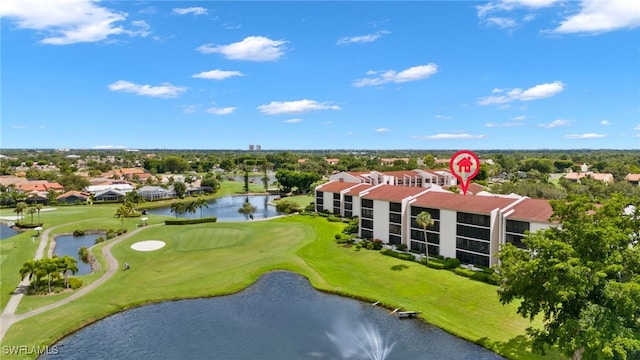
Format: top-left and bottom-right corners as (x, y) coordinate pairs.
(496, 194), (640, 359)
(416, 211), (434, 263)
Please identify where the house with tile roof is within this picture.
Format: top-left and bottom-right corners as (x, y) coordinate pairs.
(564, 172), (614, 183)
(314, 182), (555, 267)
(625, 174), (640, 186)
(56, 191), (90, 204)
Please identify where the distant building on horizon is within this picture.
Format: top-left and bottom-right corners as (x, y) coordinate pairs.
(249, 144), (262, 151)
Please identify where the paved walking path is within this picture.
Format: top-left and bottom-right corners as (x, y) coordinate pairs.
(0, 223), (158, 341)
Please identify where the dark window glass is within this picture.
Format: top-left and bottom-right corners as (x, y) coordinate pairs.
(345, 203), (352, 210)
(361, 219), (373, 230)
(410, 229), (424, 241)
(506, 233), (527, 249)
(506, 220), (529, 234)
(345, 211), (352, 218)
(345, 195), (352, 202)
(389, 213), (402, 224)
(316, 198), (323, 205)
(333, 200), (341, 207)
(333, 206), (341, 215)
(361, 199), (373, 208)
(457, 212), (490, 227)
(411, 241), (426, 253)
(316, 191), (323, 198)
(457, 224), (490, 241)
(389, 223), (402, 235)
(389, 202), (402, 212)
(333, 193), (340, 200)
(411, 218), (440, 232)
(389, 235), (401, 245)
(410, 206), (440, 220)
(362, 208), (374, 219)
(361, 229), (373, 240)
(456, 237), (490, 254)
(456, 250), (490, 267)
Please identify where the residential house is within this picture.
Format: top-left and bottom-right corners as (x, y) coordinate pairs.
(564, 172), (614, 183)
(137, 186), (174, 201)
(314, 183), (554, 267)
(56, 191), (90, 204)
(94, 189), (126, 202)
(625, 174), (640, 186)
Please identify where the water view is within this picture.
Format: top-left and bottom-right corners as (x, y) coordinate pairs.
(146, 195), (285, 221)
(41, 272), (504, 360)
(0, 223), (19, 240)
(53, 234), (103, 275)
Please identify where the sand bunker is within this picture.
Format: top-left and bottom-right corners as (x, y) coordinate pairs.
(130, 240), (166, 252)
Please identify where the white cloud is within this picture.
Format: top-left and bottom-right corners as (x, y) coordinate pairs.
(478, 81), (564, 105)
(416, 133), (486, 140)
(192, 69), (244, 80)
(108, 80), (186, 98)
(181, 104), (198, 114)
(600, 120), (611, 125)
(172, 7), (207, 16)
(552, 0), (640, 34)
(0, 0), (131, 45)
(337, 30), (390, 45)
(512, 115), (528, 121)
(486, 17), (518, 28)
(353, 64), (438, 87)
(257, 99), (341, 115)
(12, 125), (26, 129)
(126, 20), (151, 38)
(434, 115), (451, 119)
(564, 133), (607, 139)
(375, 128), (391, 133)
(539, 119), (573, 128)
(284, 118), (303, 124)
(196, 36), (287, 61)
(634, 124), (640, 131)
(206, 106), (237, 115)
(485, 122), (524, 127)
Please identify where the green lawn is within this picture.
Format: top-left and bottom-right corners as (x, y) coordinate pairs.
(1, 214), (562, 360)
(275, 194), (315, 208)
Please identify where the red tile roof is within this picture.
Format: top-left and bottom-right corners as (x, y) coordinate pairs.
(412, 191), (518, 214)
(316, 181), (362, 193)
(506, 198), (554, 223)
(361, 184), (428, 202)
(626, 174), (640, 182)
(344, 183), (373, 196)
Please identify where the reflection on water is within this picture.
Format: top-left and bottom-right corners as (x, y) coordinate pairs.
(42, 272), (504, 360)
(146, 195), (284, 221)
(0, 223), (19, 240)
(53, 234), (102, 275)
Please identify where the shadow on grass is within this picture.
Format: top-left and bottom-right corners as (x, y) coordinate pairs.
(390, 264), (409, 271)
(477, 335), (564, 360)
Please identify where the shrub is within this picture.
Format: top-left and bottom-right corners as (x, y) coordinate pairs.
(304, 202), (316, 212)
(68, 278), (83, 289)
(364, 241), (383, 250)
(327, 216), (341, 222)
(73, 229), (85, 236)
(165, 217), (218, 225)
(275, 200), (301, 214)
(396, 243), (407, 251)
(426, 261), (446, 269)
(342, 217), (359, 234)
(443, 257), (461, 269)
(106, 229), (117, 239)
(94, 237), (105, 244)
(454, 267), (476, 278)
(398, 253), (415, 261)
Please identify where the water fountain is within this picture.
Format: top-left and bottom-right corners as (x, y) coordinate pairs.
(327, 320), (396, 360)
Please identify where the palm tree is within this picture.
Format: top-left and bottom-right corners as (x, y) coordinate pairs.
(416, 211), (434, 264)
(185, 201), (197, 218)
(114, 204), (130, 231)
(238, 200), (257, 220)
(56, 256), (79, 289)
(42, 258), (60, 293)
(14, 201), (27, 223)
(19, 259), (41, 291)
(35, 204), (43, 224)
(194, 198), (209, 218)
(170, 202), (186, 218)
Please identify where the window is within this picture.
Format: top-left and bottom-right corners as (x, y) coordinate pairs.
(457, 224), (490, 241)
(389, 213), (402, 224)
(361, 219), (373, 230)
(389, 202), (402, 212)
(389, 223), (402, 235)
(361, 199), (373, 208)
(506, 220), (529, 234)
(410, 206), (440, 220)
(333, 193), (340, 200)
(410, 229), (439, 244)
(316, 191), (323, 198)
(389, 235), (401, 246)
(456, 251), (489, 268)
(345, 211), (352, 218)
(456, 238), (490, 254)
(361, 229), (373, 239)
(345, 203), (352, 210)
(345, 195), (352, 202)
(457, 212), (490, 227)
(506, 233), (527, 249)
(411, 241), (426, 253)
(333, 200), (341, 207)
(411, 218), (440, 232)
(361, 208), (373, 219)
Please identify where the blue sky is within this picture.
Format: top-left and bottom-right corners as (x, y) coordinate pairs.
(1, 0), (639, 150)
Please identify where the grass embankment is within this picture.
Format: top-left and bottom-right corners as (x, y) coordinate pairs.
(2, 214), (561, 360)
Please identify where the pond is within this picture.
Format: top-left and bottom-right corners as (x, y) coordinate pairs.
(146, 195), (285, 221)
(53, 234), (103, 275)
(0, 223), (19, 240)
(40, 271), (504, 360)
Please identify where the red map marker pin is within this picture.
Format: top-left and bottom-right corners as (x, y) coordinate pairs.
(449, 150), (480, 195)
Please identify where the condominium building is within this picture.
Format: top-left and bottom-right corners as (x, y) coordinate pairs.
(315, 181), (554, 267)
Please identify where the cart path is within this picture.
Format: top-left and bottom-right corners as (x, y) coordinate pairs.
(0, 223), (159, 342)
